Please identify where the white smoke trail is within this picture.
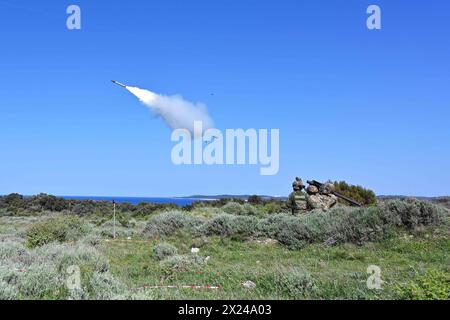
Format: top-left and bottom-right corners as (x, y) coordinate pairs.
(126, 86), (214, 137)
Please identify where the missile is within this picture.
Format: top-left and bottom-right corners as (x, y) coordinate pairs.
(111, 80), (127, 88)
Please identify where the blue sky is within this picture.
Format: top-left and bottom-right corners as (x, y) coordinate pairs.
(0, 0), (449, 197)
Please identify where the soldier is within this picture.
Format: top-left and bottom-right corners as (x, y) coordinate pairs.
(288, 177), (308, 215)
(306, 182), (338, 211)
(319, 181), (335, 195)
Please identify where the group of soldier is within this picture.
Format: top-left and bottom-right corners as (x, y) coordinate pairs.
(288, 177), (338, 214)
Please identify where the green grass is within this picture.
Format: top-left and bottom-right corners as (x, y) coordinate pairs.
(100, 229), (449, 299)
(1, 199), (449, 300)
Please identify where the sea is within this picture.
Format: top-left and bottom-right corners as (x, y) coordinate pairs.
(59, 196), (211, 206)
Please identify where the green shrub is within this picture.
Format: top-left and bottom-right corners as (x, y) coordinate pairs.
(253, 266), (317, 299)
(143, 200), (447, 249)
(185, 206), (221, 218)
(0, 265), (18, 289)
(333, 181), (377, 206)
(380, 199), (446, 229)
(197, 214), (258, 238)
(152, 243), (178, 261)
(142, 211), (203, 238)
(0, 241), (34, 267)
(395, 270), (450, 300)
(95, 220), (136, 239)
(67, 288), (88, 300)
(0, 280), (18, 300)
(257, 199), (446, 249)
(34, 243), (109, 275)
(117, 213), (134, 228)
(248, 195), (263, 205)
(222, 202), (257, 216)
(87, 271), (126, 300)
(17, 261), (67, 299)
(314, 274), (377, 300)
(26, 215), (89, 248)
(263, 270), (317, 299)
(160, 254), (208, 273)
(0, 208), (11, 217)
(259, 200), (288, 215)
(0, 235), (125, 300)
(79, 234), (103, 247)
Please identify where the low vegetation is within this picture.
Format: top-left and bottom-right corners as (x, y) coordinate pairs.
(152, 243), (178, 261)
(142, 199), (447, 250)
(394, 270), (450, 300)
(333, 181), (377, 206)
(26, 215), (89, 248)
(0, 194), (448, 300)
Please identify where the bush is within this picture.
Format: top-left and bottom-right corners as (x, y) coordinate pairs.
(26, 215), (89, 248)
(222, 202), (257, 216)
(395, 270), (450, 300)
(0, 235), (125, 300)
(0, 280), (18, 300)
(380, 199), (446, 229)
(117, 213), (134, 228)
(34, 243), (109, 274)
(17, 261), (66, 299)
(160, 254), (208, 273)
(142, 211), (203, 238)
(133, 202), (179, 217)
(152, 243), (178, 261)
(197, 214), (258, 238)
(0, 241), (34, 268)
(0, 241), (110, 299)
(87, 271), (126, 300)
(148, 200), (447, 249)
(258, 199), (447, 249)
(0, 208), (11, 217)
(95, 220), (136, 239)
(333, 181), (377, 206)
(0, 193), (24, 214)
(266, 270), (317, 299)
(248, 195), (264, 205)
(79, 234), (103, 247)
(259, 200), (288, 215)
(29, 193), (68, 212)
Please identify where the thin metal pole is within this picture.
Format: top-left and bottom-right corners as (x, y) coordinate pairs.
(113, 200), (116, 239)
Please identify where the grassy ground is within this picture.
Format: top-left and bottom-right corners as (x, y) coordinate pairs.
(101, 228), (449, 299)
(1, 200), (449, 300)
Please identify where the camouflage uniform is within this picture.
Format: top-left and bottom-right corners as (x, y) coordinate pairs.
(288, 191), (308, 214)
(307, 194), (337, 211)
(306, 183), (337, 211)
(288, 178), (308, 215)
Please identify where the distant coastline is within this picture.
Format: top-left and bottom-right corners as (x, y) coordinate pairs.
(56, 195), (213, 206)
(57, 195), (287, 206)
(4, 194), (449, 208)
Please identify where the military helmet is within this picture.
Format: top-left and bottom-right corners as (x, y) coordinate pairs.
(320, 182), (335, 195)
(296, 177), (305, 186)
(293, 177), (305, 190)
(307, 185), (319, 195)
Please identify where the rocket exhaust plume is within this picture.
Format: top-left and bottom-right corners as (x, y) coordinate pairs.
(114, 81), (214, 137)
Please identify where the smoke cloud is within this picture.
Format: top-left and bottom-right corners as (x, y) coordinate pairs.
(126, 86), (214, 136)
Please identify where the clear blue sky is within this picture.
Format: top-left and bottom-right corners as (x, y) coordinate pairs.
(0, 0), (449, 197)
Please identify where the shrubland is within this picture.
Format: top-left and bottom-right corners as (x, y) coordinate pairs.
(0, 195), (448, 300)
(142, 199), (447, 250)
